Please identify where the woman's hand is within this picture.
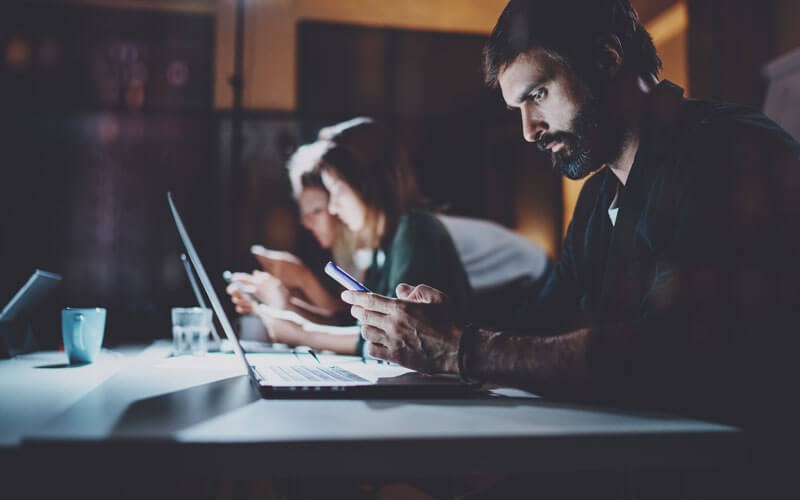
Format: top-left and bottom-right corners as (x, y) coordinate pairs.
(258, 313), (312, 346)
(226, 278), (258, 315)
(255, 306), (359, 354)
(251, 245), (311, 288)
(228, 271), (291, 310)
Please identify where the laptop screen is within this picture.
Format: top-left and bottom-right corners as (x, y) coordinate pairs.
(167, 192), (255, 377)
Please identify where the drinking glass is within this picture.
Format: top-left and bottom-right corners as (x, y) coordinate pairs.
(171, 307), (212, 356)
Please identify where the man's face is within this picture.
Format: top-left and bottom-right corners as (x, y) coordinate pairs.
(498, 48), (609, 180)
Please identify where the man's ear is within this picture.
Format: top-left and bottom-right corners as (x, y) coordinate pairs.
(594, 34), (624, 80)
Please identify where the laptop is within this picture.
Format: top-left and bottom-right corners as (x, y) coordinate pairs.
(0, 270), (62, 323)
(180, 252), (289, 354)
(168, 192), (477, 397)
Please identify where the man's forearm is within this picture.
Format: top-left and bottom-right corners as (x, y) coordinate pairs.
(461, 326), (594, 397)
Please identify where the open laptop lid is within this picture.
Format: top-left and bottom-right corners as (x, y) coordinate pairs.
(179, 253), (221, 343)
(167, 193), (259, 383)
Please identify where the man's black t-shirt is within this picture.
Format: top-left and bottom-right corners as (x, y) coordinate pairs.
(517, 81), (800, 428)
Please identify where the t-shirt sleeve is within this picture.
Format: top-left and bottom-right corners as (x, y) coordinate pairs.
(384, 214), (471, 316)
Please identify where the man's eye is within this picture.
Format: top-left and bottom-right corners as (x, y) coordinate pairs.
(530, 88), (546, 101)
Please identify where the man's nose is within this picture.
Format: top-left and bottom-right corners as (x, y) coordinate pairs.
(521, 106), (547, 143)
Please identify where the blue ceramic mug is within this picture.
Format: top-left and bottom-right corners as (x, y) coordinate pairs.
(62, 308), (106, 364)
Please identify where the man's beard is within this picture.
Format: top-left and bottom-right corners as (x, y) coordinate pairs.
(536, 89), (618, 180)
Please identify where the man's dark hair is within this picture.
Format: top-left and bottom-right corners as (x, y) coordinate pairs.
(484, 0), (661, 87)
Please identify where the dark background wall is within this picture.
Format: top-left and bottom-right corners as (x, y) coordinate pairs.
(0, 4), (561, 348)
(1, 0), (798, 349)
(297, 21), (562, 229)
(688, 0), (800, 108)
(1, 3), (218, 345)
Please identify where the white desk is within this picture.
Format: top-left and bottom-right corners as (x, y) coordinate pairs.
(0, 341), (744, 483)
(0, 346), (141, 447)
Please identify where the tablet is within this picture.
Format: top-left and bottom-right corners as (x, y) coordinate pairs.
(0, 270), (62, 324)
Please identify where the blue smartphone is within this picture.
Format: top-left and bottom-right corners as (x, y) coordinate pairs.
(324, 261), (371, 292)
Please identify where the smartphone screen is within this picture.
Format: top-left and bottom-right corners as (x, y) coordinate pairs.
(324, 262), (370, 292)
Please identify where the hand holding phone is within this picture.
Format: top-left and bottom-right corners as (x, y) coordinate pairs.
(250, 245), (307, 285)
(324, 261), (370, 292)
(222, 270), (260, 304)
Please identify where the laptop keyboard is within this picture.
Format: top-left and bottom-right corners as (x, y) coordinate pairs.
(268, 365), (368, 383)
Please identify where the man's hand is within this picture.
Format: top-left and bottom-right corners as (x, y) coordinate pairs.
(250, 245), (309, 288)
(341, 283), (462, 374)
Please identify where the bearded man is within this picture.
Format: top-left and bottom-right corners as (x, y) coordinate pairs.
(344, 1), (800, 495)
